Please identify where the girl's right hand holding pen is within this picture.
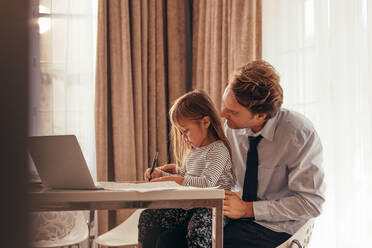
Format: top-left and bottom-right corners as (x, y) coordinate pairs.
(144, 164), (177, 181)
(144, 168), (162, 181)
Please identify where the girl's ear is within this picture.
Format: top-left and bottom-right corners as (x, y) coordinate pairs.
(201, 116), (211, 129)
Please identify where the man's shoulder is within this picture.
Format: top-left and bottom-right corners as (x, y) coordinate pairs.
(276, 108), (316, 135)
(278, 108), (314, 131)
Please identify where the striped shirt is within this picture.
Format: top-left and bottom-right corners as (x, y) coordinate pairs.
(163, 141), (235, 190)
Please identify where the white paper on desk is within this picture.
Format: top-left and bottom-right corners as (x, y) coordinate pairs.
(96, 181), (219, 192)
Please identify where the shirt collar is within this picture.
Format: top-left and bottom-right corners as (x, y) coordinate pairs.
(259, 111), (279, 142)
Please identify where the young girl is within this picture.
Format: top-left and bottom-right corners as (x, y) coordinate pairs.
(138, 90), (235, 248)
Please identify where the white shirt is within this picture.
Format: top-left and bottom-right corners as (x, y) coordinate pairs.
(225, 108), (326, 235)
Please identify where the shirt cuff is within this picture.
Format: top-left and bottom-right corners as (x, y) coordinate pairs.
(253, 200), (270, 220)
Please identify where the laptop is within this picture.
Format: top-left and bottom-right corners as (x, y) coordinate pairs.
(28, 135), (102, 190)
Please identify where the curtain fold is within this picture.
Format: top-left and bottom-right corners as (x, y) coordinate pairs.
(95, 0), (261, 235)
(95, 0), (169, 233)
(192, 0), (262, 110)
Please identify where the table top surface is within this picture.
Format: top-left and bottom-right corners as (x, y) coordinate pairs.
(30, 182), (226, 203)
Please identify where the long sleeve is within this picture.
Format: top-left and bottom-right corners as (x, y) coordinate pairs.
(162, 141), (234, 190)
(226, 108), (326, 234)
(253, 130), (326, 222)
(182, 144), (231, 188)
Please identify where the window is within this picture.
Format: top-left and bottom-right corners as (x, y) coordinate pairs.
(29, 0), (98, 178)
(263, 0), (372, 246)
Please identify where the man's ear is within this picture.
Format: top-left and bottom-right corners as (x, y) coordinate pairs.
(256, 113), (267, 121)
(201, 116), (211, 128)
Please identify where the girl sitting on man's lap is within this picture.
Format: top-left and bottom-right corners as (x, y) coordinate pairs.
(138, 90), (235, 248)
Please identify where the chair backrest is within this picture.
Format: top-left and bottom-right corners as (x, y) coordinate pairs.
(94, 209), (144, 247)
(276, 218), (315, 248)
(31, 211), (89, 248)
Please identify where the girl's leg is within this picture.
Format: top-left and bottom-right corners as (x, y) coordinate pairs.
(186, 208), (212, 248)
(138, 208), (188, 248)
(155, 227), (188, 248)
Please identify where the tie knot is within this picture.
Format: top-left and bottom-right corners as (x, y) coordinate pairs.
(249, 135), (263, 147)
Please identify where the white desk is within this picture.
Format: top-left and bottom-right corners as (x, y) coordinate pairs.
(30, 185), (225, 248)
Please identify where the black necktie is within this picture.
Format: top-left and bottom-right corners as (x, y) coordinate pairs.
(242, 135), (263, 202)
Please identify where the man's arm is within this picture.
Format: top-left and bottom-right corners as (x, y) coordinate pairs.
(224, 130), (326, 221)
(253, 131), (326, 222)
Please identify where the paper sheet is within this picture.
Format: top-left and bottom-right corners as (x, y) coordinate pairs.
(96, 181), (219, 192)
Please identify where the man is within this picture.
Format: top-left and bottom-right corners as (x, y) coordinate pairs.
(221, 60), (326, 248)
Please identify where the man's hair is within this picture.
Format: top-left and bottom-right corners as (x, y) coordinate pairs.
(230, 60), (283, 119)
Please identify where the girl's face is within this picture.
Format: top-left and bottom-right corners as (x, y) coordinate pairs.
(177, 117), (213, 148)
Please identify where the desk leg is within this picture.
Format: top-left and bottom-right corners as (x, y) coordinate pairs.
(213, 200), (223, 248)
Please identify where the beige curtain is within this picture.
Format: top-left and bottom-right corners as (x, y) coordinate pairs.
(95, 0), (261, 236)
(95, 0), (173, 234)
(192, 0), (262, 110)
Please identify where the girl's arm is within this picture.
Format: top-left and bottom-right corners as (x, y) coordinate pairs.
(150, 175), (184, 185)
(183, 144), (231, 188)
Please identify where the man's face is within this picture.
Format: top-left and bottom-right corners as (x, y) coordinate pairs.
(221, 87), (263, 130)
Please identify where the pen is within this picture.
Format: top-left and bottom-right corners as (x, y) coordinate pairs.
(148, 151), (159, 182)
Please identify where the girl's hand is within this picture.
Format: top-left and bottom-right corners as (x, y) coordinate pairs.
(158, 163), (177, 174)
(151, 176), (184, 185)
(144, 168), (162, 181)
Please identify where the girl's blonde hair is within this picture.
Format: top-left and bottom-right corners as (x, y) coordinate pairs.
(169, 90), (232, 168)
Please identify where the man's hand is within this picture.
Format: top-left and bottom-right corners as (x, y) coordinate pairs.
(223, 190), (254, 219)
(150, 176), (184, 185)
